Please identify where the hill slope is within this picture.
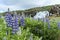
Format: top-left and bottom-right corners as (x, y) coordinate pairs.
(0, 4), (59, 16)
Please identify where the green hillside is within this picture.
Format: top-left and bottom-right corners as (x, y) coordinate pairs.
(0, 5), (52, 16)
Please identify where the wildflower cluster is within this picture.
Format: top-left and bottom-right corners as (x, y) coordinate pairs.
(5, 12), (12, 27)
(20, 16), (25, 26)
(5, 13), (19, 34)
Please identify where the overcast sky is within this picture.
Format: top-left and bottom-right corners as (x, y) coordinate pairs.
(0, 0), (60, 12)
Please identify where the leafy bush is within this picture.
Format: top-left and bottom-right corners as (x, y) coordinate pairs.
(25, 18), (59, 40)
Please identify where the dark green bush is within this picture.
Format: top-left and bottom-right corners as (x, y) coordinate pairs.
(25, 18), (59, 40)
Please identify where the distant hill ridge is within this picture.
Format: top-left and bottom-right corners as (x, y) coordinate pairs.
(0, 4), (60, 16)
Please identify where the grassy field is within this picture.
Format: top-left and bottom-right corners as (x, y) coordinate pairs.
(49, 16), (60, 22)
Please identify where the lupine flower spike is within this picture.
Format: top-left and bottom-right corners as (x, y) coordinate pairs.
(57, 22), (60, 30)
(46, 18), (50, 29)
(20, 16), (25, 26)
(11, 15), (19, 34)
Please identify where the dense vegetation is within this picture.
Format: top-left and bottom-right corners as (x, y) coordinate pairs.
(0, 17), (60, 40)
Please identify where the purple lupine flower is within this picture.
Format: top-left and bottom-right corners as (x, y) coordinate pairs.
(5, 12), (19, 34)
(45, 18), (49, 22)
(12, 17), (19, 29)
(11, 15), (19, 34)
(5, 12), (12, 27)
(5, 12), (12, 35)
(18, 14), (21, 19)
(11, 18), (14, 33)
(12, 27), (19, 34)
(20, 16), (25, 26)
(11, 18), (15, 34)
(45, 18), (50, 29)
(57, 22), (60, 29)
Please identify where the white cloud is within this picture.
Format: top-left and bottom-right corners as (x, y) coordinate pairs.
(13, 0), (60, 9)
(50, 0), (60, 5)
(0, 4), (24, 12)
(0, 0), (60, 12)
